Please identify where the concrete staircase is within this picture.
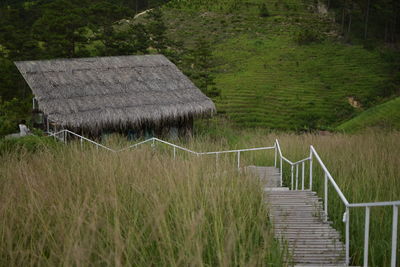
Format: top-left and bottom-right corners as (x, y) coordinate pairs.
(249, 167), (346, 266)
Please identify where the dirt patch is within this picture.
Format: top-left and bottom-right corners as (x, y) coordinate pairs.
(348, 97), (362, 108)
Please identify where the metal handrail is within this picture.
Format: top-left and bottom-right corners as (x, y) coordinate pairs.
(310, 146), (349, 206)
(118, 138), (155, 152)
(47, 129), (275, 157)
(274, 138), (398, 267)
(49, 129), (116, 152)
(153, 138), (200, 155)
(200, 146), (275, 155)
(348, 201), (400, 208)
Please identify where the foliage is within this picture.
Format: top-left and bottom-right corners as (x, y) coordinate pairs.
(295, 28), (323, 45)
(185, 38), (220, 98)
(327, 0), (400, 43)
(99, 23), (150, 56)
(32, 0), (91, 58)
(259, 3), (270, 17)
(0, 98), (31, 137)
(0, 58), (30, 101)
(0, 134), (59, 155)
(337, 97), (400, 132)
(146, 8), (168, 53)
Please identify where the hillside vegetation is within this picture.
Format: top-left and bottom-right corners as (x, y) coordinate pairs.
(0, 0), (399, 132)
(162, 0), (398, 130)
(338, 97), (400, 132)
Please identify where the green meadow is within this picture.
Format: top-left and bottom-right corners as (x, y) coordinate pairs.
(162, 0), (395, 130)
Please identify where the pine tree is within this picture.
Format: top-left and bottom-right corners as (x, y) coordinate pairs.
(32, 0), (90, 58)
(190, 38), (220, 98)
(146, 8), (168, 52)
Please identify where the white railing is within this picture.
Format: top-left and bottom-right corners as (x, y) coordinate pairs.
(47, 130), (276, 171)
(47, 130), (399, 267)
(275, 140), (399, 267)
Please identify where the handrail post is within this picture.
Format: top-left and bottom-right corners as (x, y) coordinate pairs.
(309, 149), (313, 190)
(301, 161), (305, 190)
(324, 172), (328, 220)
(173, 146), (176, 159)
(237, 151), (240, 171)
(216, 153), (219, 169)
(345, 207), (350, 266)
(295, 164), (299, 190)
(80, 137), (83, 148)
(391, 205), (398, 267)
(291, 165), (294, 190)
(364, 206), (370, 267)
(274, 144), (277, 167)
(280, 155), (283, 187)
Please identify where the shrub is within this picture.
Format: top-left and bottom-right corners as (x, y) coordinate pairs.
(0, 98), (31, 137)
(259, 3), (269, 17)
(295, 28), (323, 45)
(0, 135), (59, 155)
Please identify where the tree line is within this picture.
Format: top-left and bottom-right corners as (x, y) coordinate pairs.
(323, 0), (399, 43)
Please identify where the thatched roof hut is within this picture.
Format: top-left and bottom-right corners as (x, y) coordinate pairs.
(15, 55), (216, 134)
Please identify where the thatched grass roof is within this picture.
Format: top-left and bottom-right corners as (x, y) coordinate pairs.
(15, 55), (216, 131)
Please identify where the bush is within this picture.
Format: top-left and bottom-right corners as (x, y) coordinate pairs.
(0, 135), (59, 155)
(259, 3), (269, 17)
(0, 98), (31, 137)
(295, 28), (323, 45)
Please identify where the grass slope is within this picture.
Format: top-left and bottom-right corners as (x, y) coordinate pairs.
(163, 0), (393, 130)
(337, 97), (400, 132)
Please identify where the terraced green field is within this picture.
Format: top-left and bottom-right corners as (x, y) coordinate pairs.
(213, 35), (390, 129)
(164, 0), (394, 130)
(337, 97), (400, 132)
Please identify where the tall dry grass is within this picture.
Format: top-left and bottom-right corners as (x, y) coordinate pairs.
(1, 130), (398, 266)
(99, 130), (400, 265)
(0, 144), (285, 266)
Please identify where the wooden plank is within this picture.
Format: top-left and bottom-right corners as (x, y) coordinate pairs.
(248, 165), (346, 265)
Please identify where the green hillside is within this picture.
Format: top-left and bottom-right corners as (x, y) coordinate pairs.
(162, 0), (396, 130)
(0, 0), (398, 133)
(337, 97), (400, 132)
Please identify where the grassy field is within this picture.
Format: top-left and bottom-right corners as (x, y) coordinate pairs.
(0, 142), (286, 266)
(162, 0), (394, 130)
(338, 97), (400, 132)
(1, 130), (399, 266)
